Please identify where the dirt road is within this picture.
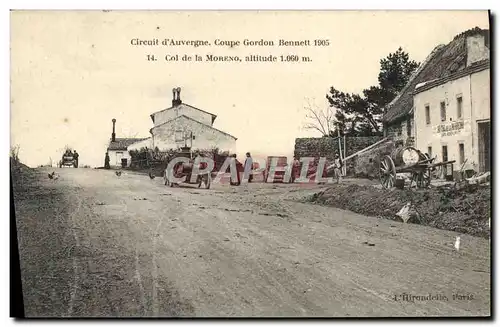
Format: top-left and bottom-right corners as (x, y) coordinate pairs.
(12, 168), (491, 317)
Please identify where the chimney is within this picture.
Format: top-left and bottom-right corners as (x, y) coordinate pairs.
(466, 31), (489, 66)
(172, 87), (182, 106)
(111, 118), (116, 142)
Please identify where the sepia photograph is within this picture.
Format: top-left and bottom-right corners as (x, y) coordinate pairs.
(10, 9), (491, 318)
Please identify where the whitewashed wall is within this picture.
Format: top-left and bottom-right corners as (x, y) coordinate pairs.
(152, 104), (214, 127)
(151, 116), (236, 153)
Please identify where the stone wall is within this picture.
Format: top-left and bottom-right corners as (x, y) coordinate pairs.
(294, 137), (340, 160)
(294, 136), (386, 177)
(385, 116), (415, 146)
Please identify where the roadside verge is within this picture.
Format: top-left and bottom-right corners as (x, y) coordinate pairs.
(305, 183), (490, 239)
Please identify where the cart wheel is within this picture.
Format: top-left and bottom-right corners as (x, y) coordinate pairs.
(197, 175), (202, 188)
(205, 174), (211, 189)
(416, 169), (431, 188)
(379, 155), (396, 189)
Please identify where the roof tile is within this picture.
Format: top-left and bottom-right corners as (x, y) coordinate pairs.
(383, 28), (489, 123)
(107, 138), (148, 151)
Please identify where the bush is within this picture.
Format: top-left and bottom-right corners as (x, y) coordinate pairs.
(10, 145), (20, 163)
(129, 147), (230, 171)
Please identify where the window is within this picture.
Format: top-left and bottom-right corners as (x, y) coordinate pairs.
(440, 101), (446, 122)
(174, 130), (184, 143)
(457, 96), (463, 119)
(427, 146), (432, 159)
(459, 143), (465, 165)
(425, 105), (431, 125)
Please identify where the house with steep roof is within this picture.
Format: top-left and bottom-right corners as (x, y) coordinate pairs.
(383, 27), (490, 173)
(129, 87), (237, 154)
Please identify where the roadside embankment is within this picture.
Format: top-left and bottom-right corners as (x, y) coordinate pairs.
(305, 183), (491, 239)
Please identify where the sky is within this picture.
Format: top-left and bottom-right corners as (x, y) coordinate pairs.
(10, 10), (489, 167)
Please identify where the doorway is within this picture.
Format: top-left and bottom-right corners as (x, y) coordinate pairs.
(442, 145), (448, 177)
(116, 152), (123, 166)
(478, 121), (491, 172)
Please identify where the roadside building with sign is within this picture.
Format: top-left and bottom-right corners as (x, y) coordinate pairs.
(413, 55), (490, 173)
(383, 27), (490, 173)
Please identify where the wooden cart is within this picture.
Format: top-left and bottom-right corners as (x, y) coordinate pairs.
(379, 146), (456, 189)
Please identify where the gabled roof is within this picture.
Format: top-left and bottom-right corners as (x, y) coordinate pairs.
(383, 27), (489, 124)
(150, 103), (217, 124)
(107, 138), (149, 151)
(150, 114), (237, 140)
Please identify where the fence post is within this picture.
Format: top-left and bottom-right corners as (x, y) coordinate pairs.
(337, 129), (344, 176)
(343, 136), (347, 176)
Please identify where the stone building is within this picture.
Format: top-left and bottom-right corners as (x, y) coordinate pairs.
(413, 57), (490, 172)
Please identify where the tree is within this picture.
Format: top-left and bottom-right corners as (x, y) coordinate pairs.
(303, 98), (337, 137)
(324, 47), (419, 136)
(378, 47), (420, 95)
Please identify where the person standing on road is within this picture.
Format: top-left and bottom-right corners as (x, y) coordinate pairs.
(244, 152), (254, 183)
(334, 154), (343, 183)
(230, 154), (241, 186)
(104, 152), (110, 169)
(291, 156), (301, 183)
(73, 150), (79, 168)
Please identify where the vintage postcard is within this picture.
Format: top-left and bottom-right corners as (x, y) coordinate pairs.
(10, 10), (491, 318)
